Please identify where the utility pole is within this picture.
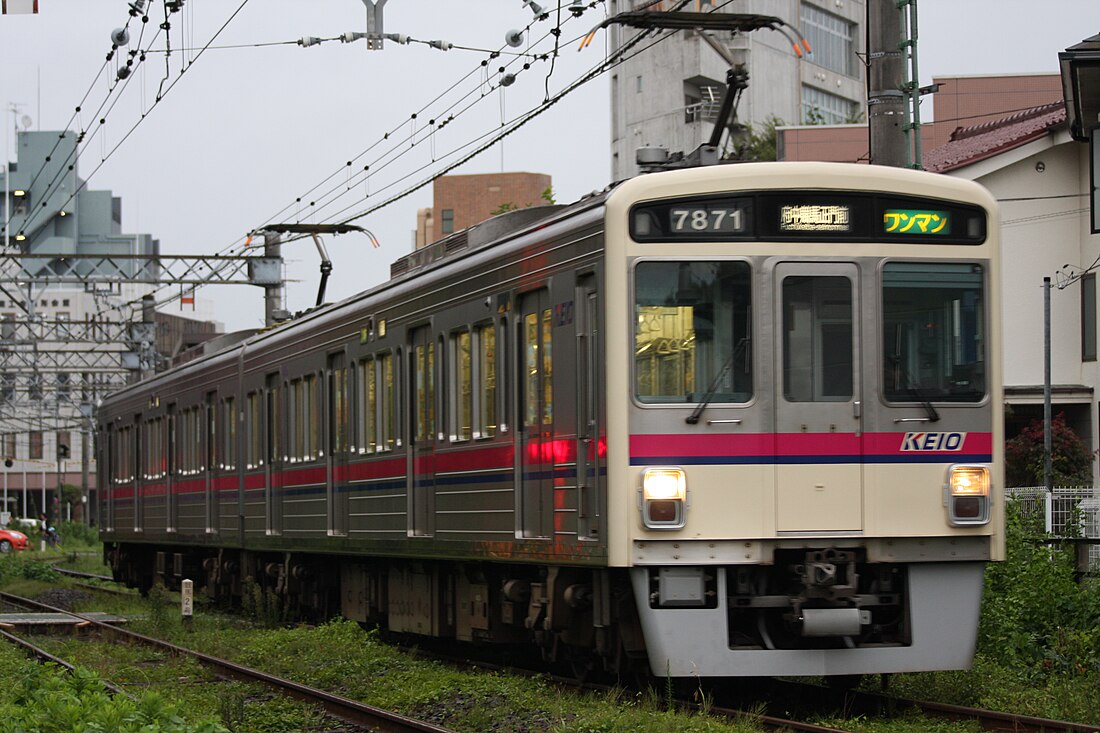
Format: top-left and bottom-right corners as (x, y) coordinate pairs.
(263, 231), (285, 327)
(867, 0), (908, 167)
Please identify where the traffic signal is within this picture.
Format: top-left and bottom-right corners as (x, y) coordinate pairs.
(58, 443), (70, 460)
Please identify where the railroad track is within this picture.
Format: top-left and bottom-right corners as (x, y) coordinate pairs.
(0, 590), (460, 733)
(762, 678), (1100, 733)
(6, 583), (1096, 733)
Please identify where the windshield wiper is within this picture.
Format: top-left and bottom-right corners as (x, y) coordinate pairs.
(889, 354), (940, 422)
(686, 337), (748, 425)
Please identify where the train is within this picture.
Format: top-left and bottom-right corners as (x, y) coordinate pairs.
(98, 161), (1003, 680)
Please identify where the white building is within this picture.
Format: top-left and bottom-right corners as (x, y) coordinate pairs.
(609, 0), (866, 180)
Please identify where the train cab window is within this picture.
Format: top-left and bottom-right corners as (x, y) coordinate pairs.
(476, 323), (497, 438)
(882, 262), (985, 402)
(634, 261), (752, 403)
(783, 275), (853, 401)
(359, 358), (376, 453)
(452, 330), (472, 441)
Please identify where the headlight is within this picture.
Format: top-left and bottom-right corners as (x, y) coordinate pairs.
(641, 467), (686, 529)
(945, 464), (990, 525)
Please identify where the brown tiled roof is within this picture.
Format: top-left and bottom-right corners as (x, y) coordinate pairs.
(923, 102), (1067, 173)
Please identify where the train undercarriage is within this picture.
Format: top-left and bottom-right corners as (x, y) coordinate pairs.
(103, 540), (968, 680)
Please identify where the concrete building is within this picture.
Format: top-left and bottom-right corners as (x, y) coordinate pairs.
(0, 130), (220, 524)
(777, 73), (1100, 472)
(415, 171), (552, 248)
(609, 0), (866, 180)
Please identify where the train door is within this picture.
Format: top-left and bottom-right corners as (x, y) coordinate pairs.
(327, 353), (349, 536)
(265, 374), (283, 535)
(518, 289), (554, 539)
(774, 262), (863, 532)
(576, 275), (601, 540)
(408, 327), (435, 536)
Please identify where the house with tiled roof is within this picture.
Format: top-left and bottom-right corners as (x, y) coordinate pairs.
(779, 73), (1100, 468)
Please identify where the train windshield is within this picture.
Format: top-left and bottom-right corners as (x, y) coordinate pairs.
(882, 262), (985, 403)
(634, 261), (752, 404)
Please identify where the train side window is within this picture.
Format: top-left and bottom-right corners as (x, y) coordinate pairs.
(222, 397), (237, 470)
(475, 323), (496, 438)
(173, 414), (182, 476)
(498, 317), (509, 433)
(289, 378), (300, 463)
(246, 392), (262, 469)
(524, 308), (554, 426)
(359, 358), (376, 453)
(333, 366), (348, 455)
(452, 329), (472, 441)
(308, 373), (320, 460)
(414, 342), (435, 442)
(267, 383), (281, 465)
(379, 352), (395, 451)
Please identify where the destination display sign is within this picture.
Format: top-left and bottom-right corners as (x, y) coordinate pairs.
(630, 192), (985, 244)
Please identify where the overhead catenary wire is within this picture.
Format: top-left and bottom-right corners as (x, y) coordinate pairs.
(13, 0), (251, 243)
(95, 0), (738, 323)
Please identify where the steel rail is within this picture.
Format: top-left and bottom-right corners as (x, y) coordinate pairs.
(0, 627), (131, 698)
(0, 591), (458, 733)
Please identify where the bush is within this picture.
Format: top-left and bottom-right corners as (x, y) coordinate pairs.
(0, 655), (227, 733)
(0, 553), (61, 584)
(1005, 412), (1095, 487)
(58, 521), (101, 548)
(979, 501), (1100, 675)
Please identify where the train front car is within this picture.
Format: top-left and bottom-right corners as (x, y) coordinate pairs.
(604, 162), (1003, 678)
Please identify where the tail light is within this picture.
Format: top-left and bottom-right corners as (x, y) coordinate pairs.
(945, 464), (990, 525)
(640, 467), (687, 529)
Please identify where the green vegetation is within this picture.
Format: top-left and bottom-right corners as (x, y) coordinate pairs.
(3, 504), (1098, 728)
(891, 501), (1100, 723)
(0, 643), (226, 733)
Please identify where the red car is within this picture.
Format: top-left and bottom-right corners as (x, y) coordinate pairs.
(0, 528), (29, 553)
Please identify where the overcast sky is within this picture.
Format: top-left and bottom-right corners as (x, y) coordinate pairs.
(0, 1), (1096, 331)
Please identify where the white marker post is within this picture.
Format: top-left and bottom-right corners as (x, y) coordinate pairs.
(181, 579), (194, 629)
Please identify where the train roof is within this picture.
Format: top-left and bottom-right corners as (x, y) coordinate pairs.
(100, 185), (614, 411)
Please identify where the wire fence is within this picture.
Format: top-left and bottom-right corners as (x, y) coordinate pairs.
(1006, 486), (1100, 567)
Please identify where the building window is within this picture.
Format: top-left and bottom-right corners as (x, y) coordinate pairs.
(441, 209), (455, 235)
(29, 431), (43, 460)
(801, 85), (858, 125)
(56, 431), (71, 460)
(1, 433), (14, 461)
(800, 3), (855, 77)
(1083, 273), (1096, 362)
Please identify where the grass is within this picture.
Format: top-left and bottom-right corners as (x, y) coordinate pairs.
(3, 510), (1098, 731)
